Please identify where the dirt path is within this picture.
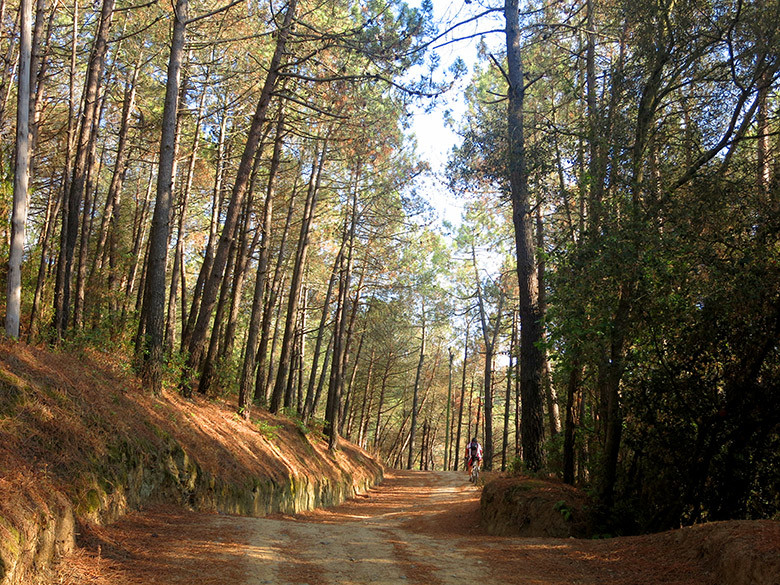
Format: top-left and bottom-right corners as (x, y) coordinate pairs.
(58, 470), (722, 585)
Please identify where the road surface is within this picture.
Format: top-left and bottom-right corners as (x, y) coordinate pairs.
(60, 470), (718, 585)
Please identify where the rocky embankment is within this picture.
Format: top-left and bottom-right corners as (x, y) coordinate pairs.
(480, 475), (590, 538)
(0, 342), (382, 585)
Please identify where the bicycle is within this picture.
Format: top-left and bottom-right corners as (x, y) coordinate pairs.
(470, 459), (480, 484)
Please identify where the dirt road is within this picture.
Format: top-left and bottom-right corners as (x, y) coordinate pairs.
(239, 471), (483, 585)
(60, 470), (722, 585)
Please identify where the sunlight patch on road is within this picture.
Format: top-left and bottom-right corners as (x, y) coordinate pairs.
(242, 544), (279, 561)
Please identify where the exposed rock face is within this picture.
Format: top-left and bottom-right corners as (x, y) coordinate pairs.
(1, 434), (381, 585)
(480, 477), (590, 538)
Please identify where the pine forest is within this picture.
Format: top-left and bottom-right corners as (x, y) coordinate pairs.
(1, 0), (779, 537)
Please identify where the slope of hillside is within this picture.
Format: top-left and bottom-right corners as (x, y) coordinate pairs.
(0, 340), (382, 585)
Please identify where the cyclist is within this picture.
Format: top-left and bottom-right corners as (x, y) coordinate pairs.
(465, 437), (483, 476)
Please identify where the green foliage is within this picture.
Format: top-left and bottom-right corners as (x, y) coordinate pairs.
(554, 500), (573, 522)
(252, 419), (283, 442)
(506, 455), (525, 476)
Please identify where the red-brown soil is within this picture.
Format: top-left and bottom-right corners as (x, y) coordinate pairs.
(53, 471), (780, 585)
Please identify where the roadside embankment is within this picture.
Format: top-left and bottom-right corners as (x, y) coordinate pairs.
(480, 475), (591, 538)
(0, 341), (382, 585)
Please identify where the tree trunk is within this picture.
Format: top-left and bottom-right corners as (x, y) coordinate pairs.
(53, 0), (114, 338)
(563, 360), (581, 485)
(454, 322), (469, 471)
(91, 54), (141, 281)
(325, 176), (359, 448)
(302, 249), (341, 420)
(271, 141), (327, 412)
(537, 207), (561, 435)
(139, 0), (187, 394)
(506, 0), (545, 471)
(358, 347), (376, 448)
(74, 82), (109, 330)
(239, 112), (286, 417)
(122, 166), (153, 320)
(372, 356), (393, 450)
(28, 0), (57, 170)
(182, 108), (229, 348)
(472, 242), (505, 471)
(406, 305), (426, 469)
(27, 185), (59, 339)
(5, 0), (31, 338)
(501, 311), (517, 471)
(445, 347), (454, 470)
(199, 217), (242, 396)
(255, 179), (299, 403)
(184, 0), (297, 374)
(167, 61), (205, 353)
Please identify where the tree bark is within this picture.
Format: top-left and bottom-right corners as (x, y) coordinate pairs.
(271, 141), (327, 412)
(91, 54), (141, 281)
(563, 360), (581, 485)
(373, 356), (394, 450)
(537, 207), (561, 436)
(302, 248), (341, 420)
(254, 173), (300, 403)
(167, 60), (205, 353)
(140, 0), (187, 394)
(182, 108), (229, 348)
(501, 311), (517, 471)
(184, 0), (297, 374)
(454, 321), (469, 471)
(53, 0), (115, 338)
(239, 112), (286, 417)
(325, 175), (359, 448)
(5, 0), (31, 338)
(506, 0), (545, 471)
(472, 242), (505, 471)
(406, 304), (426, 469)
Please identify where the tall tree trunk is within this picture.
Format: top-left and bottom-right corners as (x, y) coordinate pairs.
(472, 242), (505, 471)
(337, 267), (366, 434)
(91, 54), (141, 281)
(454, 322), (469, 471)
(27, 186), (59, 339)
(406, 304), (426, 469)
(324, 176), (359, 448)
(5, 0), (31, 338)
(358, 347), (376, 448)
(270, 141), (327, 412)
(255, 179), (299, 403)
(563, 359), (581, 485)
(184, 0), (297, 374)
(239, 112), (285, 417)
(302, 248), (341, 420)
(537, 207), (561, 435)
(140, 0), (187, 394)
(372, 356), (393, 450)
(53, 0), (114, 338)
(166, 61), (205, 353)
(501, 311), (517, 471)
(182, 108), (229, 347)
(28, 0), (57, 169)
(74, 82), (109, 330)
(199, 218), (242, 395)
(122, 167), (153, 320)
(445, 347), (454, 470)
(506, 0), (545, 471)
